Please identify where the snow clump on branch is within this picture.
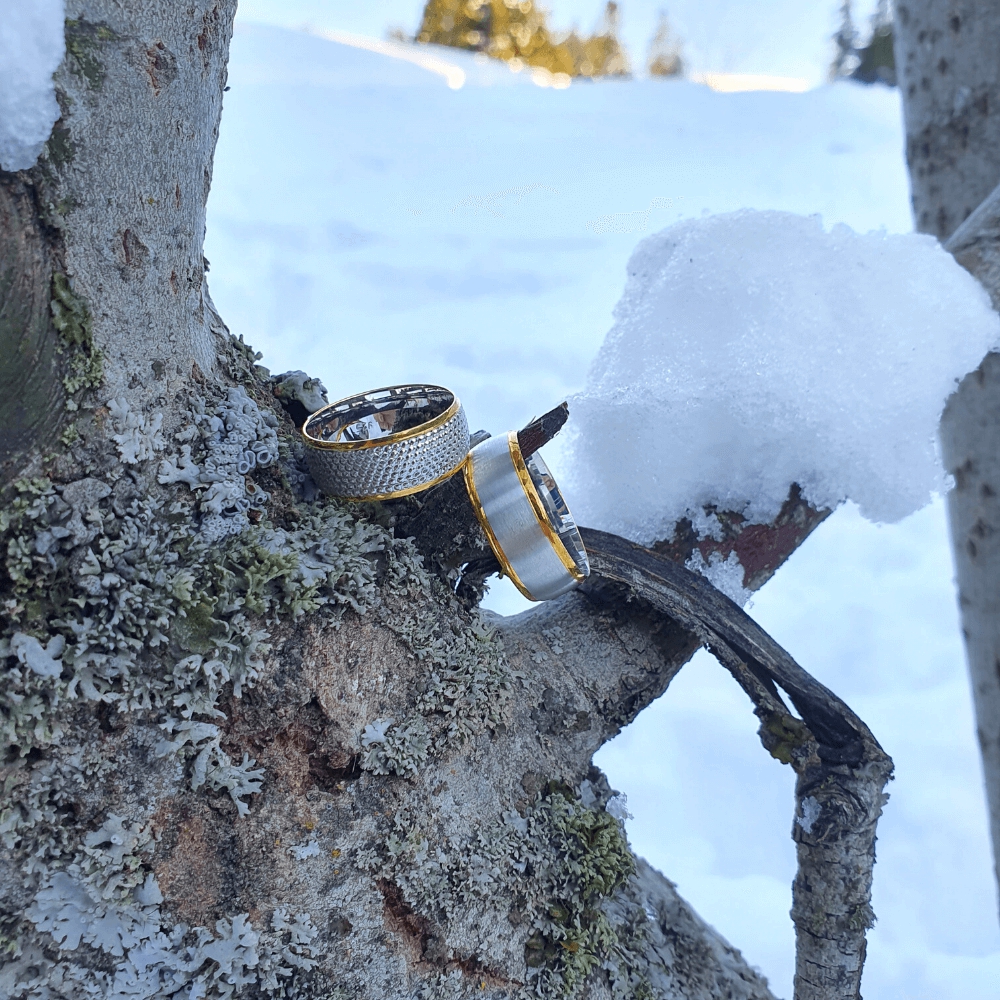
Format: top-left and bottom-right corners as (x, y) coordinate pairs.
(0, 0), (65, 171)
(569, 210), (1000, 543)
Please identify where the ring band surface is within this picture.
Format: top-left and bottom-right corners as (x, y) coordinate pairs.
(303, 384), (469, 500)
(464, 431), (590, 601)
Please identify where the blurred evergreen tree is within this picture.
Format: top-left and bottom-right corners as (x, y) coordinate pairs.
(852, 0), (895, 86)
(831, 0), (859, 79)
(831, 0), (896, 87)
(646, 9), (684, 78)
(415, 0), (630, 79)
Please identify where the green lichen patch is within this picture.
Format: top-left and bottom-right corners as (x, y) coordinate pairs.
(0, 477), (390, 756)
(521, 787), (636, 997)
(366, 783), (642, 999)
(64, 18), (118, 90)
(763, 711), (812, 766)
(44, 124), (75, 168)
(50, 272), (103, 395)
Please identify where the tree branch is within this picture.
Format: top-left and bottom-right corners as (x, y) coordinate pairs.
(945, 178), (1000, 309)
(565, 528), (893, 1000)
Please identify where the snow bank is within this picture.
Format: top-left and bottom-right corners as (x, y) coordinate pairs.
(568, 210), (1000, 542)
(0, 1), (65, 172)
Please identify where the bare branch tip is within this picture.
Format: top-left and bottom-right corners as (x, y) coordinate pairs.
(516, 401), (569, 459)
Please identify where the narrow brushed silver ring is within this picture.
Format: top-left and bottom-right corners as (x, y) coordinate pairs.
(302, 384), (469, 500)
(464, 431), (590, 601)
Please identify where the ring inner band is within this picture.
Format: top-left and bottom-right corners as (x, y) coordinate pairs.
(303, 385), (457, 452)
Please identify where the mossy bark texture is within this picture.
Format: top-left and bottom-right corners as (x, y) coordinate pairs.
(1, 3), (891, 999)
(895, 0), (1000, 917)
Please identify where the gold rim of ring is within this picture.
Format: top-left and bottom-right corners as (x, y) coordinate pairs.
(506, 431), (586, 583)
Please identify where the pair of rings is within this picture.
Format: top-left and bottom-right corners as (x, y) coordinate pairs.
(301, 384), (589, 602)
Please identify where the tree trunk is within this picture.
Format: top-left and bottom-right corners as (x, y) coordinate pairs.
(1, 5), (890, 998)
(894, 0), (1000, 913)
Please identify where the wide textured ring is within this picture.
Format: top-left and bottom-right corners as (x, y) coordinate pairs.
(464, 431), (590, 601)
(302, 384), (469, 500)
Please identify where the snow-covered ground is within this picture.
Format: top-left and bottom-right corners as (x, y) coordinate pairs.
(205, 23), (1000, 998)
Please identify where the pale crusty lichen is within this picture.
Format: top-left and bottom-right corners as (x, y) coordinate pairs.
(358, 553), (513, 778)
(0, 381), (387, 997)
(10, 808), (321, 998)
(1, 358), (528, 998)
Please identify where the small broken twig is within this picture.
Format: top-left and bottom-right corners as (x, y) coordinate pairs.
(516, 402), (569, 460)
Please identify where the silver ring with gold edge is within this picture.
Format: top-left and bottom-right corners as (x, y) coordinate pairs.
(302, 384), (470, 500)
(464, 431), (590, 601)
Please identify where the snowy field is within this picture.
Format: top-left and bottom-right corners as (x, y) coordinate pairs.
(204, 22), (1000, 999)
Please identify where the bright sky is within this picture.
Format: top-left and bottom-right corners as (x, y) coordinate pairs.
(236, 0), (885, 87)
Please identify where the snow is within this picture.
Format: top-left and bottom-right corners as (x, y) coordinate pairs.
(206, 22), (1000, 998)
(685, 550), (754, 607)
(0, 1), (65, 172)
(567, 211), (1000, 544)
(208, 23), (911, 442)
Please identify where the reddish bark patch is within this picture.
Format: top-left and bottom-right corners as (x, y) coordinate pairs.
(650, 483), (830, 592)
(378, 878), (433, 960)
(117, 228), (150, 277)
(144, 41), (177, 95)
(151, 801), (227, 925)
(225, 696), (359, 797)
(456, 954), (515, 991)
(197, 4), (226, 70)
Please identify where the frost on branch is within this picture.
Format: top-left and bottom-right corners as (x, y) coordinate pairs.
(568, 210), (1000, 546)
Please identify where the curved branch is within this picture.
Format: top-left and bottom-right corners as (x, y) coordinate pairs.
(396, 401), (890, 996)
(573, 527), (893, 1000)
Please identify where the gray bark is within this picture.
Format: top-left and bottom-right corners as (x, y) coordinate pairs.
(895, 1), (1000, 914)
(0, 4), (891, 999)
(894, 0), (1000, 239)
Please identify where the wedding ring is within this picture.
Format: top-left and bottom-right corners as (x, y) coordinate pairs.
(464, 431), (589, 601)
(302, 384), (469, 500)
